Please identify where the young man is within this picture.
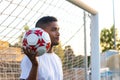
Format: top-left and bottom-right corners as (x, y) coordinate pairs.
(20, 16), (63, 80)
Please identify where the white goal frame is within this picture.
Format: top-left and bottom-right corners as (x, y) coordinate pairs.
(67, 0), (100, 80)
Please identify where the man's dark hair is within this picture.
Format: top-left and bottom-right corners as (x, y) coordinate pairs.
(35, 16), (57, 28)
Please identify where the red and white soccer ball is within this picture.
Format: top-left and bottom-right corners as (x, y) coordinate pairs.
(22, 28), (51, 56)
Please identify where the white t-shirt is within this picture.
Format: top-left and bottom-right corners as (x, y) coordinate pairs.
(20, 53), (63, 80)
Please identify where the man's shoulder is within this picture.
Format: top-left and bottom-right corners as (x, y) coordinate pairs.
(53, 53), (60, 58)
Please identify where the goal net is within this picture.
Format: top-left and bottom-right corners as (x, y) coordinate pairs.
(0, 0), (99, 80)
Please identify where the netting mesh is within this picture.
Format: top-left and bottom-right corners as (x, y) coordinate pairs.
(0, 0), (91, 80)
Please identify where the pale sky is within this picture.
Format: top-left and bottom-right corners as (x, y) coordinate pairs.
(82, 0), (120, 31)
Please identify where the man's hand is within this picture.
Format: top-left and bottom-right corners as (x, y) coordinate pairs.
(22, 48), (38, 66)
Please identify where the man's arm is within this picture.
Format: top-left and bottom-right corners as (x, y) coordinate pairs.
(26, 65), (38, 80)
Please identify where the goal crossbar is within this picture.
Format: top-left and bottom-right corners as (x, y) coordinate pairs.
(67, 0), (97, 15)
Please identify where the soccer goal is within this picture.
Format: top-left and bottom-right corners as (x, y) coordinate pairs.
(67, 0), (100, 80)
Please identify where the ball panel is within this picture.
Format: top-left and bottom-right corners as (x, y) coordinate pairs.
(46, 42), (51, 51)
(42, 31), (51, 42)
(34, 30), (43, 36)
(26, 30), (32, 36)
(27, 33), (38, 45)
(37, 39), (45, 46)
(29, 45), (37, 52)
(23, 38), (28, 46)
(36, 46), (46, 56)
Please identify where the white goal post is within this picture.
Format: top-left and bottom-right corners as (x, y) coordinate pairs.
(67, 0), (100, 80)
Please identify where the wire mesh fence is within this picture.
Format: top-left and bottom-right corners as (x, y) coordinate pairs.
(0, 0), (91, 80)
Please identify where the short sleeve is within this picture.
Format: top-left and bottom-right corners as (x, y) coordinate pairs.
(20, 55), (32, 79)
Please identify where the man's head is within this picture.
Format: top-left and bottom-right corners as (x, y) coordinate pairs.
(35, 16), (60, 47)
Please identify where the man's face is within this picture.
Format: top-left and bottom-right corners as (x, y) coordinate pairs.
(44, 21), (60, 46)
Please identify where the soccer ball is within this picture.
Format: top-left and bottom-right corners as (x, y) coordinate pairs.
(22, 28), (51, 56)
